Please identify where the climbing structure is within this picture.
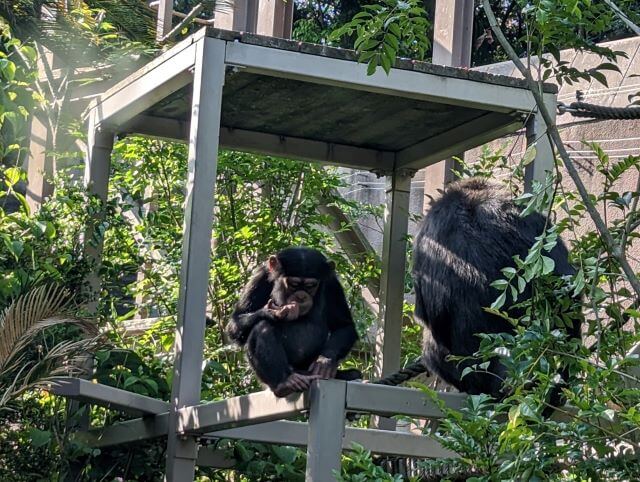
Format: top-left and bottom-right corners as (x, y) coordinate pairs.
(51, 28), (557, 481)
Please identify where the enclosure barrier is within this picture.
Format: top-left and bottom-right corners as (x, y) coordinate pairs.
(50, 377), (465, 480)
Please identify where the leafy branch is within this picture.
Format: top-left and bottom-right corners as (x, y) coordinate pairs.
(482, 0), (640, 300)
(330, 0), (430, 74)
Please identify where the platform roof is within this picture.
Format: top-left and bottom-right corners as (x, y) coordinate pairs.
(92, 28), (556, 172)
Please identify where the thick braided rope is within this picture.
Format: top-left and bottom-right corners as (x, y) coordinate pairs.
(559, 101), (640, 120)
(372, 357), (429, 386)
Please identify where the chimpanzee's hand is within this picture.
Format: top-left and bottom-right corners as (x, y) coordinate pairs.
(309, 356), (338, 379)
(265, 300), (300, 321)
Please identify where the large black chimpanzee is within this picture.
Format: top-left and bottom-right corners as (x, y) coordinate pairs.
(226, 247), (360, 397)
(413, 177), (580, 400)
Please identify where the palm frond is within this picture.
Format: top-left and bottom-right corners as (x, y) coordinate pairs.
(0, 284), (101, 407)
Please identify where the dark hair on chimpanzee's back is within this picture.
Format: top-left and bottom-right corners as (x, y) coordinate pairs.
(413, 177), (580, 400)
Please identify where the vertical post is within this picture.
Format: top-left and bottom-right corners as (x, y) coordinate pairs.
(83, 113), (115, 312)
(165, 37), (226, 482)
(62, 113), (113, 482)
(525, 92), (557, 192)
(423, 0), (474, 205)
(373, 170), (412, 430)
(26, 113), (55, 212)
(215, 0), (259, 32)
(255, 0), (294, 38)
(306, 380), (346, 482)
(156, 0), (173, 41)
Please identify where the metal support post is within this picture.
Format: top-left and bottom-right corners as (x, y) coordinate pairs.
(306, 380), (347, 482)
(156, 0), (173, 41)
(423, 0), (474, 206)
(373, 171), (412, 430)
(256, 0), (294, 38)
(165, 38), (226, 481)
(63, 114), (113, 482)
(83, 114), (115, 312)
(525, 92), (557, 191)
(26, 113), (55, 212)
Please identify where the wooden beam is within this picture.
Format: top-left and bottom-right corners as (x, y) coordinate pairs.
(156, 0), (173, 41)
(177, 389), (309, 434)
(206, 420), (457, 458)
(49, 377), (169, 416)
(396, 112), (524, 170)
(119, 116), (396, 171)
(347, 383), (467, 418)
(224, 41), (537, 113)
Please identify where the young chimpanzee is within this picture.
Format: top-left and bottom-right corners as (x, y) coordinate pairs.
(413, 177), (581, 400)
(226, 247), (360, 397)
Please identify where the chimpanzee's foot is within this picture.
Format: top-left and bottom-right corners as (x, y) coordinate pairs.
(272, 373), (319, 397)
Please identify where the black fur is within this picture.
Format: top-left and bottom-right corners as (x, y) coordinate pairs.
(413, 178), (580, 398)
(227, 247), (358, 393)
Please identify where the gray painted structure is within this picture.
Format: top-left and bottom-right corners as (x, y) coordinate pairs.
(57, 27), (555, 480)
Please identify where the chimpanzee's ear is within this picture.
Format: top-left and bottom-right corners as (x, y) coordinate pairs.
(327, 260), (336, 272)
(268, 255), (280, 272)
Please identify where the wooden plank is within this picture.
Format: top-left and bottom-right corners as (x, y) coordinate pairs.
(119, 116), (395, 170)
(49, 377), (169, 416)
(177, 389), (309, 434)
(224, 41), (538, 113)
(93, 43), (197, 127)
(74, 414), (170, 447)
(346, 383), (467, 418)
(206, 420), (457, 459)
(396, 112), (524, 170)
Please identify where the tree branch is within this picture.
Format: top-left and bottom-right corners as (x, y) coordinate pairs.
(603, 0), (640, 35)
(482, 0), (640, 299)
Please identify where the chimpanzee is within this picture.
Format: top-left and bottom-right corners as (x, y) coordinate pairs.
(226, 247), (360, 397)
(413, 177), (580, 400)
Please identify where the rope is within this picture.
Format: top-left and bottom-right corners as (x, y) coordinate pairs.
(371, 357), (429, 386)
(558, 92), (640, 120)
(559, 101), (640, 119)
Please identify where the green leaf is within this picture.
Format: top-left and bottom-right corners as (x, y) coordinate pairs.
(522, 146), (537, 166)
(123, 376), (140, 389)
(366, 58), (378, 76)
(3, 166), (21, 186)
(29, 428), (51, 448)
(490, 279), (509, 290)
(541, 256), (555, 275)
(491, 292), (507, 310)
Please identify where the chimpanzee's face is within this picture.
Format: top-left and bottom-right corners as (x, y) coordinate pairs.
(282, 276), (318, 316)
(268, 250), (334, 318)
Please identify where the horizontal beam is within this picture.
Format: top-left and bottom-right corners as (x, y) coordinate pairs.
(75, 413), (169, 447)
(119, 116), (396, 170)
(91, 42), (198, 127)
(346, 383), (467, 418)
(205, 421), (457, 459)
(177, 389), (309, 434)
(220, 127), (395, 170)
(396, 112), (524, 170)
(49, 377), (169, 416)
(225, 41), (536, 113)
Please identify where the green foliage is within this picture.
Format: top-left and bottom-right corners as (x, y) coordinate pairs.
(0, 173), (93, 306)
(0, 18), (39, 168)
(330, 0), (430, 74)
(232, 442), (306, 481)
(416, 147), (640, 480)
(338, 444), (411, 482)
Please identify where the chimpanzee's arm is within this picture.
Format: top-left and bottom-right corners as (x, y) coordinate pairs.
(227, 265), (274, 345)
(319, 275), (358, 361)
